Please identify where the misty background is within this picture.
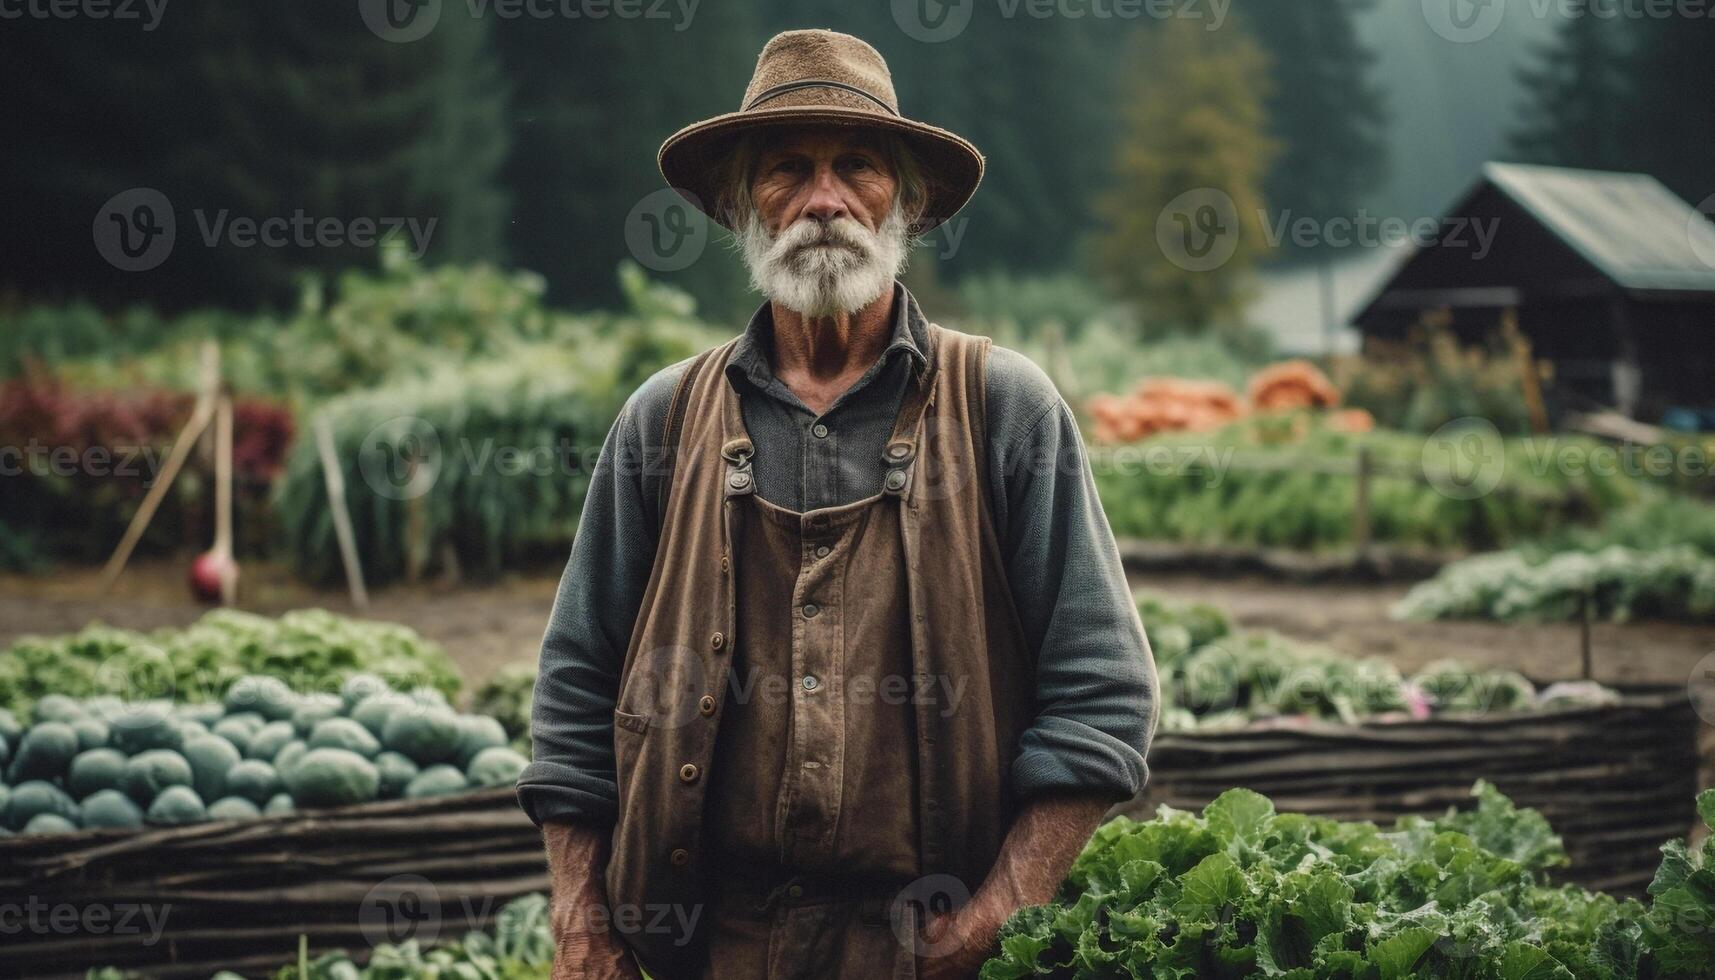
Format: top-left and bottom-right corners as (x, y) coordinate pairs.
(2, 0), (1709, 344)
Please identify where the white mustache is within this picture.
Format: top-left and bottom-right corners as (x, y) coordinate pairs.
(770, 218), (872, 263)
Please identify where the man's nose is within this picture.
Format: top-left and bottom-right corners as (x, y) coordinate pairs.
(799, 165), (850, 225)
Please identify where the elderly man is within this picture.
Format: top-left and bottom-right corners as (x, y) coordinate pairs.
(517, 28), (1157, 980)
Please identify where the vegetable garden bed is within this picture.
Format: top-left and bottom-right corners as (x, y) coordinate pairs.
(0, 788), (545, 980)
(1122, 685), (1700, 896)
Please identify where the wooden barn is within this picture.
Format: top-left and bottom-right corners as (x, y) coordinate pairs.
(1353, 163), (1715, 423)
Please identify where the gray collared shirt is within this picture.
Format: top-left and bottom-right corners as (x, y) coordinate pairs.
(518, 281), (1158, 827)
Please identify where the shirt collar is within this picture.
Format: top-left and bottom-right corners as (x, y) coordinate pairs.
(726, 280), (931, 392)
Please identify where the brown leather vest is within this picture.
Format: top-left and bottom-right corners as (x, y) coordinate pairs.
(606, 323), (1035, 976)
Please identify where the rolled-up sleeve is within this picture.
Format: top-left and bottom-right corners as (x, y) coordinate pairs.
(516, 379), (669, 828)
(995, 390), (1159, 803)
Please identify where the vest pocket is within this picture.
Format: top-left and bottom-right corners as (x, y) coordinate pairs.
(614, 707), (651, 737)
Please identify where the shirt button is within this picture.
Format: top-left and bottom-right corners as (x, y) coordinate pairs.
(814, 545), (830, 559)
(884, 469), (907, 491)
(728, 471), (751, 490)
(710, 632), (725, 651)
(699, 694), (717, 716)
(786, 883), (805, 899)
(679, 763), (700, 784)
(670, 848), (691, 867)
(802, 674), (820, 692)
(812, 423), (829, 438)
(802, 603), (820, 618)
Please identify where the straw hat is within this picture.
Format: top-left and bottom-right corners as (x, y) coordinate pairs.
(657, 29), (984, 235)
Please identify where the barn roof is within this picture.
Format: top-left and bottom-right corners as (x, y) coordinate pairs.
(1480, 162), (1715, 294)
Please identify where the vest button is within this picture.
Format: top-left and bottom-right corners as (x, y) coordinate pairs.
(670, 848), (690, 867)
(720, 555), (730, 572)
(802, 603), (820, 618)
(786, 883), (805, 899)
(885, 469), (907, 491)
(679, 763), (700, 784)
(710, 632), (725, 650)
(728, 471), (751, 490)
(699, 695), (717, 716)
(814, 545), (830, 559)
(889, 443), (909, 459)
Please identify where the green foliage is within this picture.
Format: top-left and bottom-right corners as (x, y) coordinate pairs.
(270, 259), (718, 586)
(0, 609), (460, 723)
(1393, 546), (1715, 624)
(1093, 421), (1643, 553)
(1332, 328), (1536, 435)
(1139, 591), (1570, 732)
(980, 783), (1671, 980)
(471, 664), (537, 743)
(1094, 18), (1279, 333)
(222, 893), (552, 980)
(1538, 495), (1715, 560)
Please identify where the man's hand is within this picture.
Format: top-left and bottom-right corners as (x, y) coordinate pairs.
(554, 930), (644, 980)
(916, 898), (1007, 979)
(543, 821), (643, 980)
(913, 793), (1116, 979)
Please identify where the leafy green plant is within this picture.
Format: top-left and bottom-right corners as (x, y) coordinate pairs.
(1139, 591), (1568, 731)
(981, 783), (1715, 979)
(1094, 421), (1643, 554)
(1393, 546), (1715, 624)
(0, 610), (460, 721)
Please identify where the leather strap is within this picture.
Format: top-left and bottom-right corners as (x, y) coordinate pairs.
(743, 78), (898, 115)
(656, 343), (730, 530)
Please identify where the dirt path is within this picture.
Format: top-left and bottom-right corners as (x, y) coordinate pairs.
(0, 559), (562, 688)
(1128, 570), (1715, 688)
(5, 560), (1711, 697)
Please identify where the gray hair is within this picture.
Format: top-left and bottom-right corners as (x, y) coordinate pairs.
(713, 129), (930, 233)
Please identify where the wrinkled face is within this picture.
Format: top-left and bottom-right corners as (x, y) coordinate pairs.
(735, 126), (911, 318)
(750, 126), (898, 235)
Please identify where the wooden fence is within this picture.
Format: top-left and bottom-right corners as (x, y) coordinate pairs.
(1120, 686), (1701, 896)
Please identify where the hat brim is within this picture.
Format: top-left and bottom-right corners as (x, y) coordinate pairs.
(658, 105), (984, 236)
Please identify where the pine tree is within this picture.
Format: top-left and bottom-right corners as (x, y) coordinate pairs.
(1094, 19), (1278, 334)
(1508, 12), (1632, 171)
(0, 0), (512, 310)
(493, 5), (760, 315)
(1235, 0), (1389, 265)
(1618, 16), (1715, 202)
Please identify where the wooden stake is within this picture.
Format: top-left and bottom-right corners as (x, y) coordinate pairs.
(315, 415), (370, 611)
(99, 343), (220, 595)
(214, 395), (237, 606)
(1580, 591), (1595, 680)
(1353, 445), (1373, 560)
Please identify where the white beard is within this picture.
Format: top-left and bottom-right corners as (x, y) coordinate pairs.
(736, 205), (909, 318)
